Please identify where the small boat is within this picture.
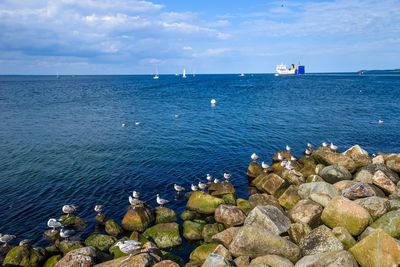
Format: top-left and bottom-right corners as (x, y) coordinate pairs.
(153, 66), (159, 80)
(240, 73), (245, 77)
(182, 68), (187, 79)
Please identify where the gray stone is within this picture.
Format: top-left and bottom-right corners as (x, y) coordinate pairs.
(294, 250), (358, 267)
(320, 165), (352, 184)
(299, 225), (344, 256)
(244, 205), (290, 235)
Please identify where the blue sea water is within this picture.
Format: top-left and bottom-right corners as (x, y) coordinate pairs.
(0, 74), (399, 260)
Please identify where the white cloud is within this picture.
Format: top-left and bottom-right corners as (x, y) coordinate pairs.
(193, 48), (231, 58)
(183, 46), (193, 51)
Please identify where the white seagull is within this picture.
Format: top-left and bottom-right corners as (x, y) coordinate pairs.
(174, 184), (185, 193)
(47, 218), (62, 232)
(378, 119), (384, 124)
(277, 152), (283, 161)
(206, 174), (212, 182)
(330, 142), (338, 152)
(290, 155), (297, 161)
(322, 142), (328, 147)
(60, 228), (75, 240)
(198, 181), (207, 191)
(0, 234), (16, 247)
(223, 172), (231, 181)
(114, 240), (142, 261)
(132, 191), (140, 199)
(191, 184), (199, 191)
(94, 205), (103, 216)
(285, 145), (291, 152)
(210, 99), (217, 105)
(284, 160), (294, 170)
(135, 122), (140, 126)
(213, 178), (220, 184)
(19, 239), (31, 246)
(129, 196), (143, 207)
(156, 194), (169, 207)
(261, 161), (269, 171)
(62, 205), (77, 217)
(122, 123), (127, 127)
(304, 148), (312, 156)
(307, 143), (313, 149)
(251, 153), (259, 161)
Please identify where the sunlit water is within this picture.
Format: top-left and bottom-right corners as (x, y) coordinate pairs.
(0, 74), (399, 260)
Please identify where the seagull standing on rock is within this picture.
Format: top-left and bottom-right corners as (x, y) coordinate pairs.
(322, 142), (328, 147)
(206, 174), (212, 183)
(62, 205), (77, 217)
(114, 240), (142, 262)
(0, 234), (16, 247)
(47, 218), (62, 232)
(286, 145), (291, 153)
(129, 196), (143, 207)
(191, 184), (199, 192)
(174, 184), (185, 193)
(60, 228), (75, 240)
(304, 148), (312, 156)
(223, 172), (231, 181)
(156, 194), (169, 207)
(330, 142), (338, 153)
(94, 205), (103, 216)
(251, 153), (259, 161)
(198, 181), (207, 191)
(261, 161), (269, 172)
(213, 178), (220, 184)
(277, 152), (283, 161)
(132, 191), (140, 199)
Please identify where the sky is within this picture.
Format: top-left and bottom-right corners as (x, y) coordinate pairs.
(0, 0), (399, 74)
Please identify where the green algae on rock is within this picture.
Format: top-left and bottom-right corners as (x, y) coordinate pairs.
(142, 222), (182, 248)
(186, 191), (224, 214)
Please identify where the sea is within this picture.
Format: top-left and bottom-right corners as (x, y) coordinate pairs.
(0, 73), (399, 260)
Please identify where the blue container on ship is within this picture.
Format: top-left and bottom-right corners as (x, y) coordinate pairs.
(297, 65), (305, 74)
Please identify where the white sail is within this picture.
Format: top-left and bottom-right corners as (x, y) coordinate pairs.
(153, 66), (159, 79)
(182, 68), (186, 78)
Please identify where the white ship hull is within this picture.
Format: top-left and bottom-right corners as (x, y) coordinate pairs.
(275, 63), (296, 76)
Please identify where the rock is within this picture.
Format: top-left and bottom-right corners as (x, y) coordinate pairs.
(59, 215), (86, 230)
(357, 226), (377, 241)
(43, 255), (62, 267)
(189, 243), (219, 264)
(299, 157), (317, 178)
(321, 196), (371, 236)
(306, 174), (324, 183)
(282, 169), (305, 186)
(288, 223), (312, 245)
(343, 145), (371, 168)
(272, 151), (293, 162)
(236, 198), (255, 215)
(372, 155), (385, 164)
(94, 252), (158, 267)
(312, 149), (357, 173)
(202, 253), (233, 267)
(320, 165), (352, 184)
(180, 210), (198, 221)
(315, 164), (325, 175)
(209, 182), (236, 196)
(58, 241), (84, 255)
(332, 227), (356, 249)
(355, 163), (400, 184)
(3, 245), (46, 267)
(342, 182), (377, 199)
(212, 244), (232, 260)
(372, 170), (398, 194)
(234, 256), (250, 267)
(278, 185), (301, 210)
(294, 250), (358, 267)
(84, 234), (116, 253)
(385, 153), (400, 173)
(183, 220), (205, 240)
(229, 225), (301, 263)
(251, 173), (288, 196)
(187, 192), (225, 215)
(389, 199), (400, 210)
(250, 254), (294, 267)
(288, 199), (323, 227)
(222, 194), (236, 205)
(309, 193), (331, 207)
(142, 222), (182, 248)
(155, 207), (177, 224)
(247, 162), (264, 179)
(44, 229), (60, 242)
(95, 214), (106, 224)
(248, 193), (283, 211)
(244, 205), (290, 235)
(298, 182), (339, 200)
(211, 227), (240, 248)
(333, 180), (357, 193)
(153, 260), (180, 267)
(349, 229), (400, 267)
(55, 247), (98, 267)
(121, 205), (154, 232)
(370, 210), (400, 238)
(299, 225), (343, 256)
(105, 219), (123, 237)
(354, 196), (390, 220)
(202, 223), (224, 243)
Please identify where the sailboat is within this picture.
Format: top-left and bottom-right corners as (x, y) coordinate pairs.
(182, 68), (187, 79)
(153, 66), (159, 80)
(240, 73), (245, 77)
(56, 72), (60, 79)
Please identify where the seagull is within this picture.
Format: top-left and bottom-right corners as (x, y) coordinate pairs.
(0, 234), (16, 247)
(307, 143), (313, 149)
(251, 153), (259, 161)
(62, 205), (77, 217)
(129, 196), (143, 207)
(277, 152), (283, 161)
(94, 205), (103, 216)
(198, 181), (207, 191)
(206, 174), (212, 183)
(330, 142), (338, 152)
(191, 184), (199, 191)
(174, 184), (185, 193)
(290, 155), (297, 161)
(378, 120), (384, 124)
(135, 122), (140, 126)
(322, 142), (328, 147)
(60, 228), (75, 240)
(19, 239), (31, 246)
(223, 172), (231, 181)
(122, 123), (127, 127)
(261, 161), (269, 172)
(284, 160), (294, 170)
(47, 218), (62, 232)
(285, 145), (291, 152)
(174, 114), (179, 118)
(210, 99), (217, 105)
(156, 194), (169, 207)
(114, 240), (142, 262)
(132, 191), (140, 199)
(213, 178), (220, 184)
(304, 148), (312, 156)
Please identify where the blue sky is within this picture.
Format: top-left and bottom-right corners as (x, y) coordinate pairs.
(0, 0), (399, 74)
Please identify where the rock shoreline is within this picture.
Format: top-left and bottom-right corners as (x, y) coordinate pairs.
(1, 144), (400, 266)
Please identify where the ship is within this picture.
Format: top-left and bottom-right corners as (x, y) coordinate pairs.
(275, 63), (305, 76)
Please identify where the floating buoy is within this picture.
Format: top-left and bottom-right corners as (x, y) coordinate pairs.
(210, 99), (217, 105)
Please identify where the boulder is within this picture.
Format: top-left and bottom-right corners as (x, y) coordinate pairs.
(180, 210), (198, 221)
(211, 227), (240, 248)
(153, 260), (180, 267)
(298, 182), (339, 200)
(342, 182), (377, 200)
(282, 169), (305, 186)
(342, 145), (371, 168)
(294, 250), (358, 267)
(202, 223), (225, 243)
(142, 222), (182, 248)
(236, 198), (255, 215)
(84, 234), (116, 253)
(278, 185), (301, 209)
(288, 223), (312, 245)
(121, 205), (154, 232)
(247, 162), (264, 179)
(357, 226), (377, 241)
(183, 220), (205, 240)
(229, 225), (301, 263)
(3, 245), (46, 267)
(299, 225), (343, 256)
(320, 165), (352, 184)
(209, 182), (236, 196)
(251, 172), (288, 196)
(234, 256), (250, 267)
(306, 174), (324, 183)
(248, 193), (283, 211)
(312, 149), (357, 173)
(55, 247), (98, 267)
(43, 255), (62, 267)
(349, 229), (400, 267)
(299, 157), (317, 178)
(189, 243), (219, 265)
(355, 163), (399, 184)
(187, 192), (225, 215)
(155, 207), (177, 224)
(58, 241), (84, 255)
(354, 196), (390, 220)
(94, 252), (158, 267)
(333, 180), (357, 193)
(105, 219), (123, 237)
(321, 196), (371, 236)
(212, 244), (232, 260)
(244, 205), (290, 235)
(370, 210), (400, 238)
(202, 253), (233, 267)
(315, 164), (326, 176)
(59, 215), (86, 230)
(288, 199), (323, 227)
(222, 194), (236, 205)
(309, 193), (332, 207)
(214, 205), (246, 228)
(372, 170), (398, 194)
(372, 155), (385, 164)
(249, 254), (294, 267)
(389, 199), (400, 210)
(332, 227), (356, 250)
(384, 153), (400, 173)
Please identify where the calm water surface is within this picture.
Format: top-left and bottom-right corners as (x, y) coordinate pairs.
(0, 74), (399, 259)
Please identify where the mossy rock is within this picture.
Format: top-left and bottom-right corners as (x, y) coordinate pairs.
(209, 182), (236, 196)
(44, 245), (59, 256)
(236, 198), (254, 215)
(3, 245), (46, 267)
(156, 207), (177, 224)
(278, 185), (301, 210)
(202, 223), (225, 243)
(189, 243), (219, 264)
(84, 233), (117, 252)
(129, 231), (140, 241)
(180, 210), (198, 221)
(183, 220), (205, 240)
(105, 219), (123, 237)
(161, 251), (185, 266)
(142, 222), (182, 249)
(57, 240), (83, 255)
(222, 193), (236, 205)
(59, 215), (86, 230)
(43, 255), (61, 267)
(370, 210), (400, 238)
(121, 204), (154, 232)
(299, 157), (317, 177)
(186, 192), (224, 215)
(247, 162), (263, 178)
